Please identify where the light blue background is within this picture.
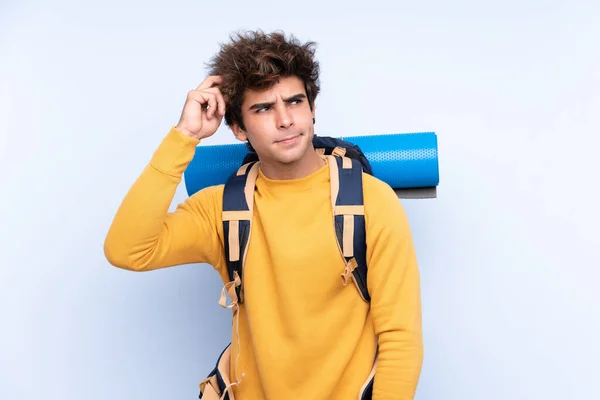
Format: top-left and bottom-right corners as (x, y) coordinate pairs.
(1, 0), (599, 399)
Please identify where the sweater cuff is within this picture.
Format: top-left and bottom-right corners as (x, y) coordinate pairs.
(149, 126), (200, 177)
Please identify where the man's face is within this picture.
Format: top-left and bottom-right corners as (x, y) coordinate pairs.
(232, 75), (316, 169)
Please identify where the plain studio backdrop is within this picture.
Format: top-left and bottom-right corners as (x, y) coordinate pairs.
(1, 0), (599, 399)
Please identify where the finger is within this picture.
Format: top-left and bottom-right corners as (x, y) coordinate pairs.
(196, 75), (223, 91)
(188, 90), (217, 118)
(201, 92), (218, 119)
(202, 87), (227, 116)
(216, 90), (226, 116)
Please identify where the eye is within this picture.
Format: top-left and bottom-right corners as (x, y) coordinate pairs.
(256, 106), (270, 113)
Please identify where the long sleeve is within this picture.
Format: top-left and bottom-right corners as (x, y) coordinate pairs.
(103, 127), (225, 272)
(364, 176), (424, 399)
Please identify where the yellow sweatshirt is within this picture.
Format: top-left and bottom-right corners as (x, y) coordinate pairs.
(104, 127), (423, 399)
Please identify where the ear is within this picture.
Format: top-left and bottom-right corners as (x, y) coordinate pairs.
(231, 122), (247, 142)
(311, 102), (316, 123)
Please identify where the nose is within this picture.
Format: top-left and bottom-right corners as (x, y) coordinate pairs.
(275, 105), (293, 129)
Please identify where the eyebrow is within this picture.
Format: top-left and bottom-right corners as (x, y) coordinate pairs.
(248, 93), (307, 111)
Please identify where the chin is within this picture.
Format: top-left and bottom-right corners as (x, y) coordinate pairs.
(273, 150), (305, 165)
(277, 136), (312, 163)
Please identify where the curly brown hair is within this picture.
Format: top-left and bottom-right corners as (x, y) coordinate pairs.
(206, 30), (320, 131)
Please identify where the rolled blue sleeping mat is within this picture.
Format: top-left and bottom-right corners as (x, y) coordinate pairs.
(184, 132), (439, 197)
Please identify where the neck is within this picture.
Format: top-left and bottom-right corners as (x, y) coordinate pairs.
(259, 150), (326, 180)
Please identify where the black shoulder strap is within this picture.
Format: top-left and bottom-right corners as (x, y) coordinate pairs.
(326, 155), (370, 302)
(222, 161), (259, 303)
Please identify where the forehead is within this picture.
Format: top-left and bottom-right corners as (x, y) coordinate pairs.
(243, 75), (306, 104)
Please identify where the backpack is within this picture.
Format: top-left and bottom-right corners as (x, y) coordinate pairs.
(222, 135), (374, 304)
(199, 136), (377, 400)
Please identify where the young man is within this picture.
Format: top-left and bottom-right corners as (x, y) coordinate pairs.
(104, 31), (423, 399)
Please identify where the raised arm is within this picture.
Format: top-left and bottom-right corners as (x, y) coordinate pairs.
(103, 76), (228, 272)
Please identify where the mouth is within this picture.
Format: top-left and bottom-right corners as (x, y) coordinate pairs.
(275, 134), (301, 144)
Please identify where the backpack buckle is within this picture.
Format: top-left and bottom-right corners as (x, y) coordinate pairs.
(341, 258), (358, 285)
(332, 146), (346, 157)
(219, 271), (242, 312)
